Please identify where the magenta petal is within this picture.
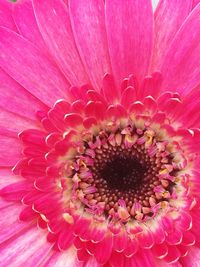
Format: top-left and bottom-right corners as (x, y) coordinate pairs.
(0, 27), (70, 107)
(160, 4), (200, 95)
(0, 68), (47, 120)
(13, 0), (47, 52)
(69, 0), (111, 90)
(0, 0), (17, 31)
(193, 0), (200, 8)
(33, 0), (89, 86)
(105, 0), (153, 87)
(151, 0), (192, 71)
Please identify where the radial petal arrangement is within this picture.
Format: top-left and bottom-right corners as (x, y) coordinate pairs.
(0, 0), (200, 266)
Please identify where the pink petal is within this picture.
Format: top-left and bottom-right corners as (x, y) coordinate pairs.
(0, 227), (53, 267)
(0, 68), (47, 120)
(13, 0), (47, 51)
(155, 259), (182, 267)
(193, 0), (200, 8)
(0, 134), (21, 166)
(0, 27), (70, 107)
(0, 108), (40, 136)
(113, 230), (128, 252)
(178, 86), (200, 127)
(69, 0), (111, 90)
(137, 230), (154, 249)
(180, 246), (200, 266)
(160, 4), (200, 95)
(151, 0), (192, 71)
(0, 0), (17, 31)
(0, 204), (32, 245)
(105, 0), (153, 87)
(0, 168), (22, 191)
(33, 0), (89, 86)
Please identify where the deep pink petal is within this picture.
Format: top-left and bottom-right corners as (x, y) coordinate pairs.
(69, 0), (111, 90)
(0, 181), (33, 201)
(105, 0), (153, 87)
(151, 0), (192, 71)
(135, 249), (156, 267)
(0, 0), (17, 31)
(33, 0), (89, 86)
(108, 251), (124, 267)
(94, 234), (113, 264)
(13, 0), (47, 51)
(0, 27), (70, 107)
(160, 4), (200, 95)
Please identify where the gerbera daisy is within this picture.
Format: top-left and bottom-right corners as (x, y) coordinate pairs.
(0, 0), (200, 266)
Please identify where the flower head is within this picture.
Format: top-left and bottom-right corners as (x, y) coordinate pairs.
(0, 0), (200, 266)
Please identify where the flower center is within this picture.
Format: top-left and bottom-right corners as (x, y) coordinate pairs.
(69, 121), (181, 222)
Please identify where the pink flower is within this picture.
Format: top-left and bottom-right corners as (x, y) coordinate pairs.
(0, 0), (200, 266)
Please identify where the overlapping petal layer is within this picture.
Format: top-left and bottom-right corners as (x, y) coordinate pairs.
(0, 1), (200, 266)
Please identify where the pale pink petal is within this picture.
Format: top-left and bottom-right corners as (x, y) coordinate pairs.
(0, 68), (47, 120)
(0, 27), (70, 107)
(69, 0), (111, 90)
(33, 0), (89, 86)
(180, 246), (200, 266)
(40, 247), (78, 267)
(0, 135), (22, 166)
(13, 0), (47, 51)
(0, 227), (53, 267)
(105, 0), (153, 87)
(0, 168), (23, 190)
(0, 0), (17, 31)
(151, 0), (192, 71)
(0, 204), (31, 244)
(160, 4), (200, 95)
